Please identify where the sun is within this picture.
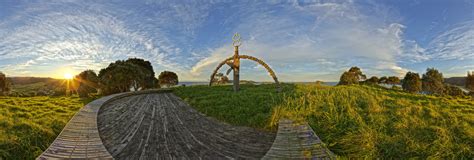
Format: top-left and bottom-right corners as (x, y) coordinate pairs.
(64, 73), (73, 80)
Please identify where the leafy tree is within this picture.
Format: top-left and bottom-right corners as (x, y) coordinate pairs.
(444, 84), (465, 97)
(387, 76), (401, 84)
(158, 71), (178, 88)
(467, 71), (474, 91)
(338, 66), (366, 85)
(125, 58), (157, 89)
(75, 70), (99, 97)
(422, 68), (444, 95)
(379, 76), (388, 84)
(99, 58), (154, 95)
(0, 72), (11, 96)
(402, 72), (422, 93)
(365, 76), (379, 84)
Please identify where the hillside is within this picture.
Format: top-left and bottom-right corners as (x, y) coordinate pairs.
(174, 84), (474, 159)
(445, 77), (467, 86)
(0, 96), (92, 159)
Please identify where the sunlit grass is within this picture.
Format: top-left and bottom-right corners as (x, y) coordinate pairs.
(174, 83), (474, 159)
(0, 96), (92, 160)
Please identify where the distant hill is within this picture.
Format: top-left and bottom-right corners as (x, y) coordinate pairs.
(8, 77), (61, 85)
(444, 77), (466, 86)
(7, 77), (72, 97)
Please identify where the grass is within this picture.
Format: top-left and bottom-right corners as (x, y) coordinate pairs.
(0, 96), (93, 160)
(174, 83), (474, 159)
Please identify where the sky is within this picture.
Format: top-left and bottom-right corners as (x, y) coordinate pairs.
(0, 0), (473, 82)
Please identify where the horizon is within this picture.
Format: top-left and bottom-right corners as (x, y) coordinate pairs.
(1, 0), (473, 81)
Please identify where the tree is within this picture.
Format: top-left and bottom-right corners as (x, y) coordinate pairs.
(99, 58), (154, 95)
(444, 84), (465, 97)
(0, 72), (11, 96)
(338, 66), (366, 85)
(467, 71), (474, 91)
(365, 76), (379, 84)
(158, 71), (178, 88)
(386, 76), (401, 84)
(125, 58), (157, 89)
(422, 68), (444, 95)
(402, 72), (422, 93)
(379, 76), (388, 84)
(75, 70), (99, 97)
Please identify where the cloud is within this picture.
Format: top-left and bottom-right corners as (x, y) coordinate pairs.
(0, 0), (187, 77)
(425, 20), (474, 61)
(189, 0), (412, 81)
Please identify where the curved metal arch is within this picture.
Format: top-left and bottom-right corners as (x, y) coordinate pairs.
(209, 55), (281, 91)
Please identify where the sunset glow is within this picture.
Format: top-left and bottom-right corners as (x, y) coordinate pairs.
(64, 73), (73, 80)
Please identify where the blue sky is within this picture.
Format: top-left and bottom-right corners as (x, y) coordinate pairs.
(0, 0), (473, 81)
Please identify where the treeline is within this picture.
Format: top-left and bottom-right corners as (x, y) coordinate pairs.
(75, 58), (178, 97)
(0, 58), (179, 97)
(338, 67), (474, 97)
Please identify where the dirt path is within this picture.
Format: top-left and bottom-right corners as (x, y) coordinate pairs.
(97, 93), (275, 159)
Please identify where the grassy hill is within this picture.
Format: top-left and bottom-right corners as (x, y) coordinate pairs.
(0, 96), (93, 160)
(7, 77), (74, 97)
(174, 83), (474, 159)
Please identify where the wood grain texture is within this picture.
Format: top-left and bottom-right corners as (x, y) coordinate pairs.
(263, 119), (335, 159)
(98, 93), (275, 159)
(37, 93), (124, 159)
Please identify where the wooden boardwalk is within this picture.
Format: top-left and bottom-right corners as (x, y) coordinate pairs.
(39, 90), (334, 159)
(98, 93), (275, 159)
(37, 93), (124, 159)
(263, 119), (335, 159)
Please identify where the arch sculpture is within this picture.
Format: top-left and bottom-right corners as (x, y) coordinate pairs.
(209, 33), (281, 92)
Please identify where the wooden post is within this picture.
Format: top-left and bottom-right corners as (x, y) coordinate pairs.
(233, 45), (240, 92)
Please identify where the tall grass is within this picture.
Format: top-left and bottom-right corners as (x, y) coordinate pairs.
(271, 84), (474, 158)
(0, 96), (89, 160)
(175, 83), (474, 158)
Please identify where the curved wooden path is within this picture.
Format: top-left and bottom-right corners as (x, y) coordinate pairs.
(37, 93), (123, 159)
(98, 93), (275, 159)
(39, 90), (334, 159)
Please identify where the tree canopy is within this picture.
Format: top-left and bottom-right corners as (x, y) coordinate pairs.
(158, 71), (178, 88)
(0, 72), (11, 95)
(98, 58), (156, 95)
(402, 72), (422, 93)
(421, 68), (444, 95)
(467, 71), (474, 91)
(386, 76), (401, 84)
(365, 76), (379, 84)
(75, 70), (99, 97)
(338, 67), (366, 85)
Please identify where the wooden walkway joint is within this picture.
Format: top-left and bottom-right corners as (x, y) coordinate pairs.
(263, 119), (335, 159)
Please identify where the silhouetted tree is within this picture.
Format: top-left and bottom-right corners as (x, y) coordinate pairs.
(158, 71), (178, 88)
(387, 76), (401, 84)
(379, 76), (388, 83)
(75, 70), (99, 97)
(0, 72), (11, 96)
(99, 58), (154, 95)
(338, 67), (366, 85)
(126, 58), (157, 89)
(467, 71), (474, 91)
(365, 76), (379, 84)
(422, 68), (444, 95)
(402, 72), (422, 93)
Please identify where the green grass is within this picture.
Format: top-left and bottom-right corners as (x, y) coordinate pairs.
(0, 96), (92, 160)
(174, 83), (474, 159)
